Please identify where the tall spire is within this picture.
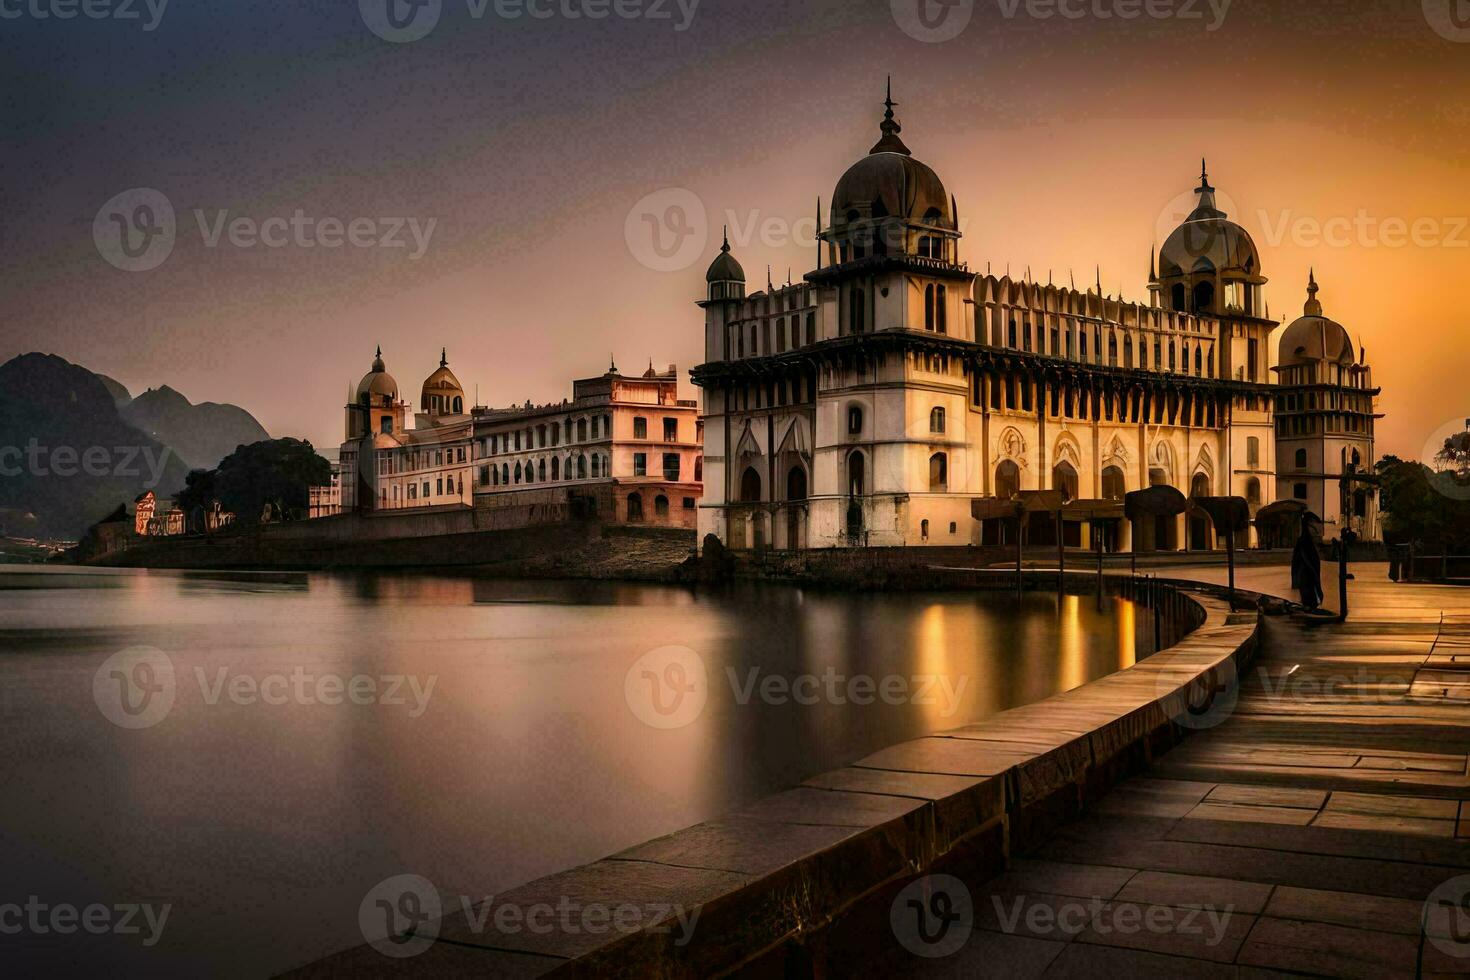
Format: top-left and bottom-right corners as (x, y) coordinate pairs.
(869, 76), (911, 155)
(720, 225), (730, 252)
(440, 347), (447, 367)
(1189, 157), (1226, 220)
(1149, 243), (1158, 283)
(1304, 268), (1323, 316)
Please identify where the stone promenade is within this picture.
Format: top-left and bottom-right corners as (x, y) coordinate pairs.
(890, 563), (1470, 978)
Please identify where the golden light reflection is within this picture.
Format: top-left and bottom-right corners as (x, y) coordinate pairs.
(1116, 598), (1138, 671)
(1057, 594), (1085, 693)
(912, 603), (953, 730)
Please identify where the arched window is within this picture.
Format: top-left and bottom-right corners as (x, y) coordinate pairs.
(1124, 334), (1134, 367)
(1191, 472), (1211, 498)
(929, 452), (948, 490)
(538, 459), (546, 482)
(627, 493), (644, 521)
(1245, 477), (1261, 510)
(654, 495), (669, 517)
(1007, 318), (1017, 347)
(1108, 332), (1118, 366)
(453, 396), (463, 413)
(1295, 448), (1308, 469)
(847, 405), (863, 435)
(847, 451), (866, 497)
(1171, 283), (1186, 310)
(1101, 466), (1126, 501)
(1194, 346), (1203, 375)
(921, 519), (930, 541)
(924, 284), (935, 331)
(551, 457), (560, 481)
(578, 454), (587, 478)
(501, 464), (509, 484)
(740, 467), (762, 502)
(930, 407), (945, 433)
(1193, 280), (1215, 312)
(576, 418), (587, 441)
(591, 455), (600, 477)
(1052, 460), (1078, 502)
(786, 465), (807, 501)
(936, 285), (947, 334)
(491, 466), (499, 486)
(514, 462), (522, 484)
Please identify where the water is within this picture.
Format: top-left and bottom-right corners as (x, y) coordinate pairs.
(0, 566), (1150, 976)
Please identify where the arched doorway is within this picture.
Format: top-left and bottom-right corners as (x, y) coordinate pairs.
(984, 460), (1022, 546)
(740, 467), (764, 551)
(1101, 466), (1126, 501)
(1189, 472), (1212, 551)
(1051, 460), (1080, 547)
(784, 465), (808, 550)
(627, 493), (644, 521)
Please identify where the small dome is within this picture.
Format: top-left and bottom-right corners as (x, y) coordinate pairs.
(829, 84), (954, 238)
(706, 233), (745, 283)
(1279, 272), (1354, 367)
(421, 349), (465, 413)
(1159, 164), (1259, 278)
(356, 346), (398, 400)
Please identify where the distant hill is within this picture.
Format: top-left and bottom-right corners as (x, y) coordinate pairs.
(95, 373), (132, 407)
(0, 354), (192, 538)
(121, 384), (271, 472)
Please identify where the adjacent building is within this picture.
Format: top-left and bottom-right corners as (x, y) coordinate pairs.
(691, 87), (1379, 551)
(325, 351), (703, 529)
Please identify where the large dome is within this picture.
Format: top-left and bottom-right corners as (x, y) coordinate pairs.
(1159, 165), (1259, 278)
(829, 87), (954, 237)
(356, 347), (398, 400)
(1279, 272), (1354, 367)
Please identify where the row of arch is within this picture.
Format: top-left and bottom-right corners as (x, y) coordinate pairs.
(489, 453), (609, 487)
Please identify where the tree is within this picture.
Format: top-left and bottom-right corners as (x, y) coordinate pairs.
(1375, 455), (1470, 552)
(205, 439), (331, 525)
(1435, 428), (1470, 478)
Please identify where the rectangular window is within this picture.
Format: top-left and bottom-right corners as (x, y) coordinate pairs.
(478, 466), (489, 484)
(634, 417), (648, 439)
(663, 418), (678, 441)
(663, 453), (680, 481)
(634, 453), (647, 477)
(683, 497), (696, 509)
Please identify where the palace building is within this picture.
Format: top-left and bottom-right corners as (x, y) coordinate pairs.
(326, 350), (703, 530)
(691, 86), (1380, 552)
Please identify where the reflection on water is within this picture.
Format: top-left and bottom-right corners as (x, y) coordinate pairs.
(0, 567), (1152, 976)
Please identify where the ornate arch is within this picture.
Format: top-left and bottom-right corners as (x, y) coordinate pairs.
(1052, 431), (1082, 469)
(1194, 445), (1215, 482)
(1102, 434), (1130, 469)
(998, 425), (1027, 468)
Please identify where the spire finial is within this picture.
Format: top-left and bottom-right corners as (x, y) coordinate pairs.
(375, 344), (381, 358)
(1149, 243), (1158, 282)
(1200, 157), (1209, 187)
(721, 225), (730, 252)
(1304, 268), (1323, 316)
(440, 347), (447, 367)
(870, 77), (911, 155)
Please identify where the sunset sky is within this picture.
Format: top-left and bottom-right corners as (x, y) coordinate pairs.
(3, 0), (1467, 460)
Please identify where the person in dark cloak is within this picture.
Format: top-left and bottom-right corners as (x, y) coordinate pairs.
(1291, 513), (1325, 611)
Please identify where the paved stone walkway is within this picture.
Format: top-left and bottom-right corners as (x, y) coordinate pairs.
(909, 563), (1470, 978)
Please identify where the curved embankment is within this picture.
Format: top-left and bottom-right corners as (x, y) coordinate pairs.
(295, 571), (1262, 979)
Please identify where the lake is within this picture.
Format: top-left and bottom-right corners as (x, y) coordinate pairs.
(0, 566), (1152, 975)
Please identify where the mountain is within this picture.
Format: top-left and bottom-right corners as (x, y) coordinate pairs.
(0, 354), (192, 539)
(121, 384), (271, 472)
(95, 373), (132, 407)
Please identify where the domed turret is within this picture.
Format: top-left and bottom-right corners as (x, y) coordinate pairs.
(705, 229), (746, 302)
(1279, 271), (1355, 367)
(356, 346), (398, 402)
(826, 80), (958, 263)
(1156, 161), (1265, 316)
(421, 348), (465, 416)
